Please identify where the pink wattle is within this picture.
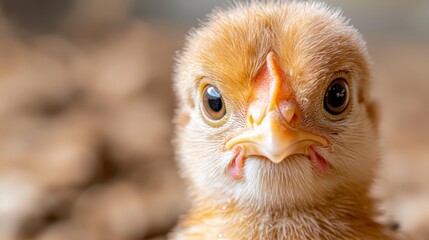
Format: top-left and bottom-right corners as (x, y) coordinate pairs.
(308, 146), (330, 176)
(227, 147), (245, 180)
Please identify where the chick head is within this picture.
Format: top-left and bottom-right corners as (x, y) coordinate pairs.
(174, 2), (378, 209)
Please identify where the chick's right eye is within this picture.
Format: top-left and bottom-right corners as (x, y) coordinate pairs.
(202, 85), (226, 121)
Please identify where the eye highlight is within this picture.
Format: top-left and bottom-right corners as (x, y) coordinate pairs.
(324, 78), (349, 115)
(202, 85), (226, 121)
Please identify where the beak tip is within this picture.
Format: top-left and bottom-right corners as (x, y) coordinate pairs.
(271, 159), (284, 164)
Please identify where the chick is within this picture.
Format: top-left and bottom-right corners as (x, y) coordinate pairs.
(171, 2), (389, 239)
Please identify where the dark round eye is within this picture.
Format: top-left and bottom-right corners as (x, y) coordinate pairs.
(324, 78), (350, 115)
(202, 85), (226, 120)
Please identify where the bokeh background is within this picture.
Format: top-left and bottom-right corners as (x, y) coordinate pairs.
(0, 0), (427, 239)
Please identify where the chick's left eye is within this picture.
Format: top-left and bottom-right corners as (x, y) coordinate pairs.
(324, 78), (349, 115)
(202, 85), (226, 121)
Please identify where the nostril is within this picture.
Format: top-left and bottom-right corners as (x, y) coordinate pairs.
(248, 114), (254, 127)
(283, 108), (295, 123)
(247, 103), (266, 127)
(289, 113), (300, 128)
(278, 101), (299, 127)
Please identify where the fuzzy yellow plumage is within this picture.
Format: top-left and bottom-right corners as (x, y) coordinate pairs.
(171, 1), (390, 239)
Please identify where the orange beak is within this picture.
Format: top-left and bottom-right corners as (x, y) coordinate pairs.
(226, 51), (328, 164)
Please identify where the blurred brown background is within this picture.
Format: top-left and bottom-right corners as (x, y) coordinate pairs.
(0, 0), (427, 239)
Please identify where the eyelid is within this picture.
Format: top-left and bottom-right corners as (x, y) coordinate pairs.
(331, 71), (350, 81)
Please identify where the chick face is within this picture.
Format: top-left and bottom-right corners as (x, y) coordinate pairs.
(174, 2), (379, 209)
